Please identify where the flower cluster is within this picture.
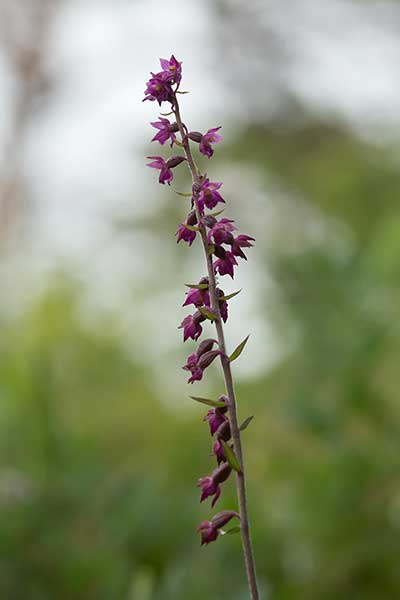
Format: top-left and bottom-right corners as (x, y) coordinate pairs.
(143, 55), (182, 104)
(144, 55), (254, 547)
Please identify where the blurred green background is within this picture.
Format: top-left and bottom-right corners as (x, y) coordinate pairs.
(1, 1), (400, 598)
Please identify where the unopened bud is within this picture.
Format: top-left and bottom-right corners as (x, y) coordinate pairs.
(166, 155), (186, 169)
(211, 510), (240, 530)
(198, 350), (220, 370)
(186, 210), (198, 226)
(193, 310), (206, 325)
(169, 122), (179, 133)
(213, 462), (232, 484)
(187, 131), (203, 143)
(214, 245), (227, 259)
(216, 420), (231, 441)
(202, 215), (217, 228)
(197, 338), (216, 358)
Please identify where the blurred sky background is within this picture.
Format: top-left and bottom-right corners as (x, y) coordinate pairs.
(1, 1), (400, 599)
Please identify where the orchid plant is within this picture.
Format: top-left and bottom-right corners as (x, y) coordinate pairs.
(144, 55), (260, 600)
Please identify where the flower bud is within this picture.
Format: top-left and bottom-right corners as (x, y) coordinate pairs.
(198, 349), (220, 370)
(187, 131), (203, 143)
(216, 420), (231, 442)
(202, 215), (217, 229)
(166, 155), (186, 169)
(214, 245), (227, 259)
(169, 121), (180, 132)
(211, 510), (240, 530)
(197, 338), (216, 358)
(186, 210), (198, 226)
(213, 462), (232, 484)
(193, 310), (206, 325)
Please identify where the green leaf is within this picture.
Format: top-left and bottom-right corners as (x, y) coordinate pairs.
(219, 289), (242, 302)
(222, 526), (241, 535)
(174, 190), (192, 197)
(208, 207), (226, 217)
(182, 224), (198, 232)
(189, 396), (226, 408)
(185, 283), (209, 290)
(208, 244), (215, 255)
(198, 306), (217, 321)
(229, 335), (250, 362)
(239, 415), (254, 431)
(177, 90), (189, 94)
(160, 110), (174, 116)
(222, 441), (241, 472)
(174, 139), (184, 147)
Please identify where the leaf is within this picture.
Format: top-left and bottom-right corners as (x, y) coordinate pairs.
(208, 207), (225, 217)
(239, 415), (254, 431)
(177, 90), (189, 94)
(185, 283), (209, 290)
(208, 244), (215, 255)
(190, 396), (226, 408)
(182, 224), (198, 232)
(229, 335), (250, 362)
(174, 190), (192, 197)
(198, 306), (217, 321)
(160, 110), (174, 116)
(219, 289), (242, 302)
(222, 441), (241, 473)
(222, 526), (241, 535)
(174, 140), (184, 147)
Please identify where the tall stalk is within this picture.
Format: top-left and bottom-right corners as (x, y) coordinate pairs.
(144, 55), (260, 599)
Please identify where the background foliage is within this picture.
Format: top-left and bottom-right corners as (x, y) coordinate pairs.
(1, 1), (400, 598)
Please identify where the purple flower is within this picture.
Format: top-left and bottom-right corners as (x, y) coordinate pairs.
(198, 475), (220, 506)
(204, 406), (227, 436)
(197, 179), (225, 211)
(208, 218), (236, 245)
(147, 155), (186, 185)
(214, 251), (238, 279)
(150, 118), (178, 147)
(179, 311), (205, 342)
(143, 71), (174, 105)
(197, 510), (239, 546)
(146, 156), (173, 185)
(176, 223), (196, 246)
(231, 234), (255, 260)
(197, 520), (219, 546)
(183, 340), (219, 384)
(176, 210), (197, 246)
(182, 339), (220, 383)
(183, 287), (210, 308)
(159, 55), (182, 85)
(183, 353), (203, 384)
(217, 288), (228, 323)
(199, 127), (223, 158)
(198, 462), (232, 506)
